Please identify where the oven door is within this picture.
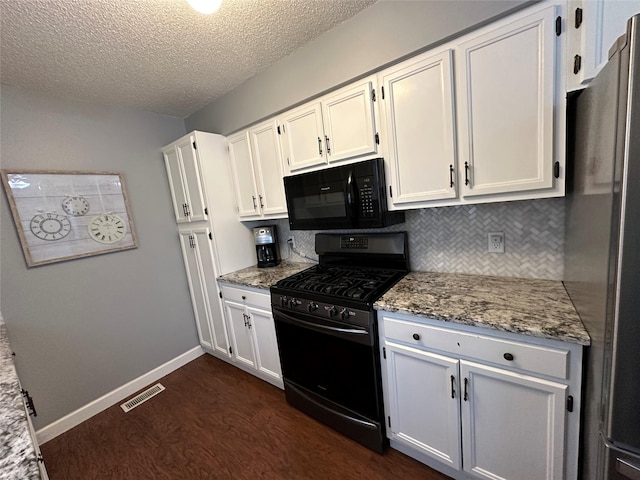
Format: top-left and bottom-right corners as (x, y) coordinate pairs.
(272, 306), (382, 422)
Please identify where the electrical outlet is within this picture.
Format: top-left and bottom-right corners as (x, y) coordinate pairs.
(488, 232), (505, 253)
(287, 236), (295, 250)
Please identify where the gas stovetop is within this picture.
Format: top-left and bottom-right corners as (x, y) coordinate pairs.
(274, 264), (404, 303)
(271, 232), (409, 317)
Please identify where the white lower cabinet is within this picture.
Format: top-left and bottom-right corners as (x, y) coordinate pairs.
(22, 391), (49, 479)
(220, 284), (283, 389)
(178, 228), (229, 355)
(385, 342), (462, 469)
(379, 311), (583, 480)
(460, 360), (567, 480)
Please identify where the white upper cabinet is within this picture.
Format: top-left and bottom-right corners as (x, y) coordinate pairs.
(279, 102), (326, 172)
(249, 120), (288, 216)
(280, 77), (378, 175)
(228, 121), (287, 220)
(568, 0), (640, 90)
(162, 134), (208, 223)
(456, 4), (559, 199)
(378, 48), (458, 207)
(321, 79), (377, 163)
(227, 131), (260, 217)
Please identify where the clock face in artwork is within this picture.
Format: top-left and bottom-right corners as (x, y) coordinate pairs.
(88, 214), (127, 244)
(62, 196), (90, 216)
(30, 213), (72, 241)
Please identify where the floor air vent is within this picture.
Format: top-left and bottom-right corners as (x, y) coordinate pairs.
(120, 383), (165, 412)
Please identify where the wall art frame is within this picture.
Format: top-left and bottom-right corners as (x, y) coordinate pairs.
(1, 170), (138, 267)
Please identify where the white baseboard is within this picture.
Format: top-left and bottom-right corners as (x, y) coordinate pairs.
(36, 346), (205, 444)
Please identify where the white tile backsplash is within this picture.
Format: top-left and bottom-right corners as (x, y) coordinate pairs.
(266, 198), (564, 280)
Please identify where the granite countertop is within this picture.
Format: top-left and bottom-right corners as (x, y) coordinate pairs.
(375, 271), (590, 346)
(217, 261), (313, 290)
(0, 320), (41, 479)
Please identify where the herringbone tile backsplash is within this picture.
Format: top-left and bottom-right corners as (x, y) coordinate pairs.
(271, 198), (564, 280)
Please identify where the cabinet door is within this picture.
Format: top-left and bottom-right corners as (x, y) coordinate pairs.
(176, 136), (208, 222)
(379, 49), (457, 205)
(569, 0), (640, 88)
(456, 5), (556, 197)
(384, 341), (462, 469)
(321, 79), (377, 163)
(178, 231), (214, 350)
(163, 146), (189, 223)
(228, 131), (260, 217)
(249, 120), (288, 216)
(460, 360), (567, 480)
(280, 102), (326, 173)
(247, 305), (283, 384)
(192, 228), (229, 357)
(224, 300), (257, 369)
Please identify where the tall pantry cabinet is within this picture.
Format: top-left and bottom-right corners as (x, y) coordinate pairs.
(162, 131), (256, 358)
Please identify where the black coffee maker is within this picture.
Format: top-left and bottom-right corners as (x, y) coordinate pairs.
(254, 226), (280, 268)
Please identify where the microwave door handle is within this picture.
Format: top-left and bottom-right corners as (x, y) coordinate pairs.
(345, 171), (358, 222)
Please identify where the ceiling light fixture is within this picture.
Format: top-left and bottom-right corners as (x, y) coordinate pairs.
(187, 0), (222, 14)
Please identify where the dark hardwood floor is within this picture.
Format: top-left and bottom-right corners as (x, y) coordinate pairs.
(41, 354), (451, 479)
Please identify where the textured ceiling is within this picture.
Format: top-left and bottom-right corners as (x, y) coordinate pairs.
(0, 0), (376, 117)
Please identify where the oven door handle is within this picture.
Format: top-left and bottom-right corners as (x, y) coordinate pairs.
(274, 308), (371, 344)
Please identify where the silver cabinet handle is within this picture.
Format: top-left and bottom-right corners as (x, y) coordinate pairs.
(259, 195), (264, 208)
(317, 137), (323, 156)
(325, 135), (331, 155)
(251, 196), (257, 209)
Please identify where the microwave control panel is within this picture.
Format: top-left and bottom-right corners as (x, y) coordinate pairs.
(359, 176), (376, 217)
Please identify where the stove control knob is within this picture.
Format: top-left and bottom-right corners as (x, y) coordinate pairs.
(325, 305), (337, 317)
(307, 302), (319, 313)
(340, 308), (352, 320)
(290, 298), (302, 308)
(280, 296), (289, 307)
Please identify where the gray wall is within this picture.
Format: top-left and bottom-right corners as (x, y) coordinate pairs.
(185, 0), (532, 135)
(0, 86), (191, 429)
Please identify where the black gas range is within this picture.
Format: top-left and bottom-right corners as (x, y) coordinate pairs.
(270, 232), (409, 452)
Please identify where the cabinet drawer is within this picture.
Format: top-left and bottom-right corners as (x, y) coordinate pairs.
(221, 285), (271, 310)
(382, 316), (570, 380)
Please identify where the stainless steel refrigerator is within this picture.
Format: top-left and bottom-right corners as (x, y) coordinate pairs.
(565, 13), (640, 480)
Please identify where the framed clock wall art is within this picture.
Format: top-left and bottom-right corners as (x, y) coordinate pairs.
(1, 170), (138, 267)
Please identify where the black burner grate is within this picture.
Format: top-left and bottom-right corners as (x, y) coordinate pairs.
(276, 265), (400, 301)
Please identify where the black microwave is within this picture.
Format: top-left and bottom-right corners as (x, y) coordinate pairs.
(283, 158), (405, 230)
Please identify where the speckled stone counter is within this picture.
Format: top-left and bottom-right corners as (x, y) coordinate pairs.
(217, 262), (313, 290)
(0, 320), (41, 479)
(375, 271), (590, 346)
